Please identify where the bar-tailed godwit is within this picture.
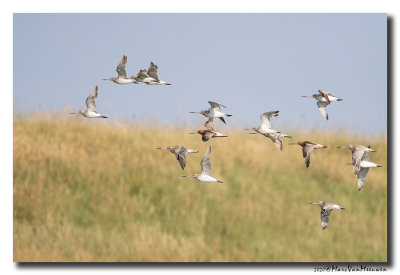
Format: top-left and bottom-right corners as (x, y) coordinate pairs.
(156, 146), (199, 170)
(190, 101), (232, 124)
(290, 141), (327, 167)
(189, 118), (228, 142)
(337, 145), (376, 174)
(309, 201), (345, 230)
(147, 62), (171, 85)
(182, 146), (222, 183)
(103, 55), (139, 84)
(70, 86), (108, 118)
(356, 153), (382, 191)
(302, 90), (342, 120)
(245, 111), (280, 135)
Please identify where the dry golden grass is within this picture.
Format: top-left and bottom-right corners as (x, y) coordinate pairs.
(13, 112), (387, 262)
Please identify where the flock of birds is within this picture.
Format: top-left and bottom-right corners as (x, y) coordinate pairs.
(70, 55), (382, 230)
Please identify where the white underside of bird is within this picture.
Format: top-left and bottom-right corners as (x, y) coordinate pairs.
(196, 174), (221, 182)
(260, 125), (279, 134)
(113, 77), (136, 84)
(84, 111), (104, 118)
(360, 160), (380, 168)
(209, 109), (229, 118)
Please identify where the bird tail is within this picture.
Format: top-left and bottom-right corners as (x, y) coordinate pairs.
(101, 116), (108, 118)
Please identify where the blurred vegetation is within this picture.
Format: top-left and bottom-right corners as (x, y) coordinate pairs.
(13, 112), (387, 262)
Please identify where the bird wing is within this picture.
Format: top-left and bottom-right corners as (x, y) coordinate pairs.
(204, 118), (215, 130)
(147, 62), (159, 81)
(116, 55), (128, 78)
(268, 133), (283, 151)
(317, 101), (329, 120)
(302, 144), (315, 168)
(260, 111), (279, 129)
(176, 147), (187, 170)
(138, 69), (150, 79)
(357, 154), (370, 191)
(320, 208), (332, 230)
(85, 86), (98, 112)
(208, 101), (225, 112)
(352, 148), (365, 175)
(357, 167), (369, 191)
(318, 90), (331, 103)
(202, 131), (214, 142)
(200, 146), (212, 175)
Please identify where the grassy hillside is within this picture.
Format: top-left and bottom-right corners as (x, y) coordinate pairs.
(13, 113), (387, 262)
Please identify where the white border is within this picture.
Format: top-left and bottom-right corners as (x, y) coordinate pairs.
(2, 0), (397, 274)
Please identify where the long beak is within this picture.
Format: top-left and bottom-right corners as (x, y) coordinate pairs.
(248, 133), (257, 135)
(189, 112), (200, 114)
(288, 143), (298, 145)
(70, 112), (77, 115)
(336, 146), (346, 149)
(189, 132), (197, 135)
(156, 148), (167, 150)
(102, 78), (111, 81)
(301, 96), (313, 98)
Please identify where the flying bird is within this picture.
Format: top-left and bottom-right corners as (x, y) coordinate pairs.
(103, 55), (139, 84)
(156, 146), (199, 170)
(337, 145), (376, 175)
(309, 201), (345, 230)
(182, 146), (222, 182)
(189, 118), (228, 142)
(264, 132), (292, 151)
(356, 153), (382, 191)
(289, 141), (327, 167)
(132, 62), (171, 85)
(245, 111), (280, 135)
(70, 86), (108, 118)
(302, 90), (342, 120)
(131, 69), (157, 85)
(190, 101), (232, 124)
(147, 62), (171, 85)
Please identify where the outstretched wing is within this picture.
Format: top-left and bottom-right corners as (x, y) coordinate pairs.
(357, 154), (370, 191)
(85, 86), (98, 112)
(208, 101), (226, 112)
(202, 131), (214, 142)
(204, 118), (215, 130)
(200, 146), (212, 175)
(176, 147), (187, 170)
(318, 90), (331, 103)
(268, 133), (283, 151)
(302, 144), (315, 168)
(317, 101), (329, 120)
(260, 111), (279, 129)
(116, 55), (128, 78)
(320, 208), (332, 230)
(352, 148), (365, 175)
(147, 62), (159, 81)
(138, 69), (150, 79)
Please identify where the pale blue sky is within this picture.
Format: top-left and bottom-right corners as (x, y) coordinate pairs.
(14, 14), (387, 134)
